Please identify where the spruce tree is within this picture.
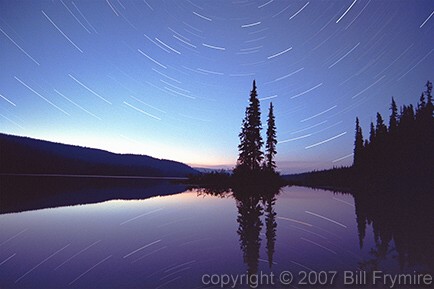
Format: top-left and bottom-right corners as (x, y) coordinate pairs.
(369, 122), (376, 144)
(238, 117), (249, 169)
(236, 80), (263, 172)
(399, 105), (415, 130)
(353, 117), (364, 168)
(375, 113), (387, 169)
(426, 81), (433, 117)
(389, 97), (398, 134)
(376, 112), (387, 137)
(265, 102), (277, 172)
(417, 92), (426, 116)
(388, 98), (399, 174)
(417, 81), (434, 121)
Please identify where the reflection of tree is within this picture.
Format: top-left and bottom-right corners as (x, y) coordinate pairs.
(354, 190), (434, 273)
(354, 193), (367, 249)
(199, 185), (280, 284)
(263, 193), (277, 269)
(232, 186), (280, 283)
(234, 190), (263, 276)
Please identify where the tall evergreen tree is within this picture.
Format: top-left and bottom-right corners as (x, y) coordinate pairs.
(353, 117), (364, 168)
(425, 81), (433, 117)
(423, 81), (434, 134)
(399, 104), (415, 129)
(236, 80), (263, 172)
(375, 113), (388, 169)
(376, 112), (387, 138)
(369, 121), (376, 144)
(424, 81), (434, 173)
(418, 81), (434, 121)
(265, 102), (277, 172)
(417, 92), (426, 114)
(389, 97), (398, 134)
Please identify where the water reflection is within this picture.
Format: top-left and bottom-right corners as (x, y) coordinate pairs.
(199, 185), (434, 280)
(354, 190), (434, 273)
(234, 189), (263, 277)
(1, 178), (433, 288)
(0, 175), (188, 214)
(199, 185), (280, 286)
(263, 192), (277, 269)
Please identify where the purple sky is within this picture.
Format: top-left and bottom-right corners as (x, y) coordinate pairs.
(1, 0), (433, 173)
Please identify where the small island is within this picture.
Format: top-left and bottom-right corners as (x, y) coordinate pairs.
(186, 80), (284, 190)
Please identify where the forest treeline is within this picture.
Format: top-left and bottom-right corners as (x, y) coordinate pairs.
(285, 81), (433, 192)
(353, 80), (433, 190)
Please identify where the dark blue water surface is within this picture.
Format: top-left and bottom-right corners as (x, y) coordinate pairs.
(0, 180), (432, 289)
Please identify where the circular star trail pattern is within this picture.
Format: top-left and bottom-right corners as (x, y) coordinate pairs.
(0, 0), (433, 172)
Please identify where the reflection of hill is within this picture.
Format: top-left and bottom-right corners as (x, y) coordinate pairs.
(0, 175), (187, 214)
(354, 190), (434, 273)
(0, 133), (198, 177)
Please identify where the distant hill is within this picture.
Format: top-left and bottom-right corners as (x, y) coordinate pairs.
(0, 133), (198, 177)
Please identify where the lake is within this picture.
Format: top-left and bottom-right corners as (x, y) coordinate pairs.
(0, 177), (433, 289)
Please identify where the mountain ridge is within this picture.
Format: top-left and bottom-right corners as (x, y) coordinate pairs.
(0, 133), (198, 177)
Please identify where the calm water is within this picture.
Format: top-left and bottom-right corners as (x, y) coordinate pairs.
(0, 180), (432, 289)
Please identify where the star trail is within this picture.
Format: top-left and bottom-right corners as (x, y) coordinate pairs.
(0, 0), (432, 172)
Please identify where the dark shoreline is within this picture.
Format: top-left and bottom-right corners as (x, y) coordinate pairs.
(0, 173), (188, 180)
(0, 175), (188, 214)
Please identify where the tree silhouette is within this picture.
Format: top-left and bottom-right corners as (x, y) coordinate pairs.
(265, 102), (277, 172)
(425, 81), (433, 117)
(236, 80), (263, 173)
(417, 93), (426, 114)
(416, 81), (433, 127)
(369, 121), (375, 144)
(350, 80), (433, 191)
(190, 82), (284, 187)
(375, 113), (387, 139)
(389, 97), (398, 134)
(415, 81), (434, 181)
(353, 117), (364, 168)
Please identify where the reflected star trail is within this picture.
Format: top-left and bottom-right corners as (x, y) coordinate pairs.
(0, 0), (432, 172)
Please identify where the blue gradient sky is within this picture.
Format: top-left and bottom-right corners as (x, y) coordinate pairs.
(0, 0), (433, 173)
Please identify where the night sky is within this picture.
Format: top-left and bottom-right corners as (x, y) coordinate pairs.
(1, 0), (433, 173)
